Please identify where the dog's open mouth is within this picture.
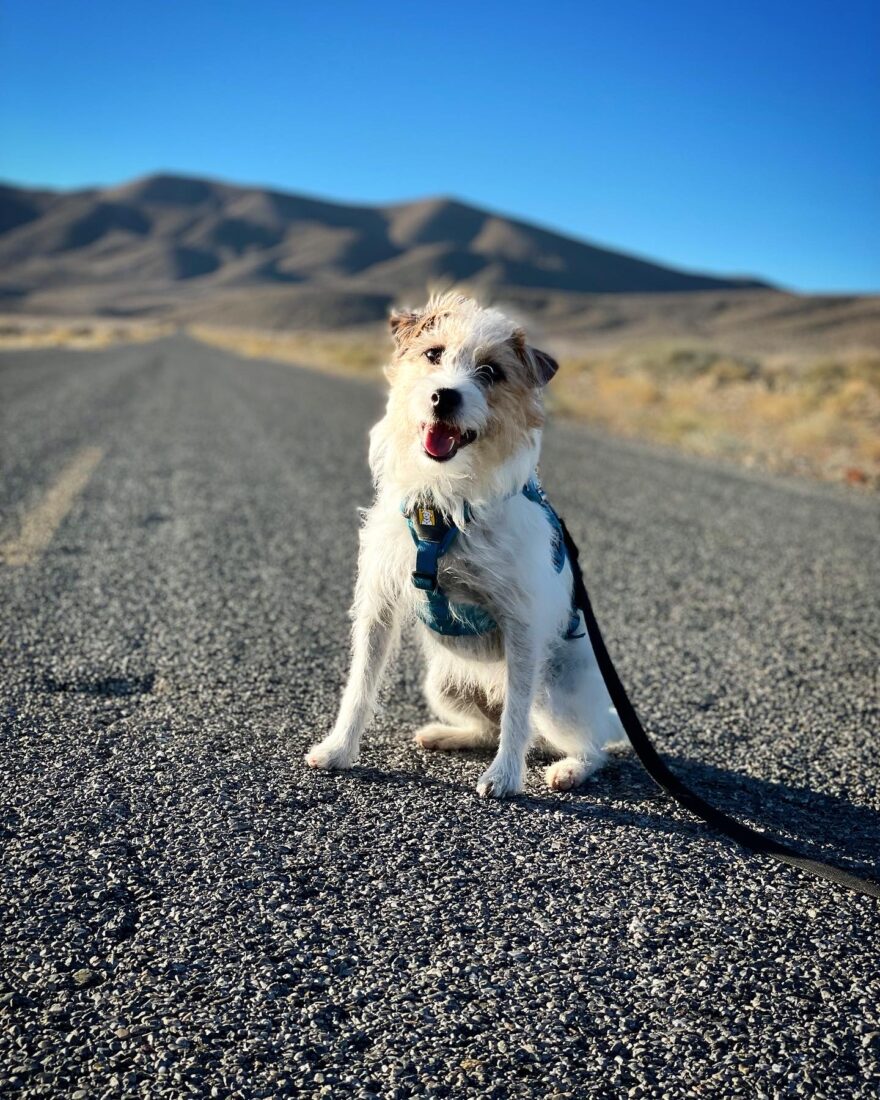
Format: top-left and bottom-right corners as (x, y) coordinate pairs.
(421, 422), (477, 462)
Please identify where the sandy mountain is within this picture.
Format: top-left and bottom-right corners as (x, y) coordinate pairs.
(0, 172), (771, 325)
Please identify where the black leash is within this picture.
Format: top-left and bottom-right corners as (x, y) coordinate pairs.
(558, 519), (880, 900)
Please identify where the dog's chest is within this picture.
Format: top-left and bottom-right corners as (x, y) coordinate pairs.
(414, 520), (514, 645)
(373, 494), (545, 646)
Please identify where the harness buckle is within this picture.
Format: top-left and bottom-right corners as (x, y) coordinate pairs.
(411, 571), (438, 592)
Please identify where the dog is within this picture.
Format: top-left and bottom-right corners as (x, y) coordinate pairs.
(306, 292), (620, 797)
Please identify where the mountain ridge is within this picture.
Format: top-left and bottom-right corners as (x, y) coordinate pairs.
(0, 172), (774, 325)
(0, 171), (768, 282)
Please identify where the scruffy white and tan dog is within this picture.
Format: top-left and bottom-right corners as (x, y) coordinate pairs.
(306, 293), (620, 797)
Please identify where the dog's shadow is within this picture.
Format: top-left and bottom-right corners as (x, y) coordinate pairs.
(348, 748), (880, 880)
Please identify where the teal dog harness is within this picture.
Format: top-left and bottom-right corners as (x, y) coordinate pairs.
(404, 479), (584, 640)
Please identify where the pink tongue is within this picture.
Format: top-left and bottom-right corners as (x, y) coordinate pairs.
(424, 423), (460, 458)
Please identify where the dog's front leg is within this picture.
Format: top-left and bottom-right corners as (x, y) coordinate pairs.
(303, 541), (398, 774)
(476, 622), (540, 798)
(306, 604), (399, 770)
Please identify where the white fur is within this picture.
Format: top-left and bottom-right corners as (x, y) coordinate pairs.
(306, 295), (621, 797)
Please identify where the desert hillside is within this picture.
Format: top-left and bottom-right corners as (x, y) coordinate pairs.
(0, 172), (771, 326)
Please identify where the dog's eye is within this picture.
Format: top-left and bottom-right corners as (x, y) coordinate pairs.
(475, 362), (505, 385)
(424, 346), (443, 365)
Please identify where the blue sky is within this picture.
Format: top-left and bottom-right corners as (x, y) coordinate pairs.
(1, 0), (878, 292)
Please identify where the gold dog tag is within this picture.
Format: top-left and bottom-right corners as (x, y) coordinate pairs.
(418, 507), (436, 526)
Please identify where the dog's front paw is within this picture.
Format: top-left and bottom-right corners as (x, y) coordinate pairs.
(476, 759), (523, 799)
(305, 738), (356, 771)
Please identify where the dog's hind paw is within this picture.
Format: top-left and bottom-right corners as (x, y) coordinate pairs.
(544, 757), (594, 791)
(305, 739), (356, 771)
(415, 723), (489, 752)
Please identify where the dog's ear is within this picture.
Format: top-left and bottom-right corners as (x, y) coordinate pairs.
(512, 329), (559, 387)
(389, 308), (421, 346)
(529, 347), (559, 386)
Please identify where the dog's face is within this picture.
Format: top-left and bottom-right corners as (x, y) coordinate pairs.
(372, 294), (558, 499)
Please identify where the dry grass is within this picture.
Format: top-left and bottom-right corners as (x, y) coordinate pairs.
(0, 315), (173, 350)
(188, 323), (386, 378)
(185, 325), (880, 488)
(550, 344), (880, 486)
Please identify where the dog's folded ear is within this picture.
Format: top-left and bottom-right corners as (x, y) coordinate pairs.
(389, 308), (421, 345)
(512, 329), (559, 387)
(529, 347), (559, 386)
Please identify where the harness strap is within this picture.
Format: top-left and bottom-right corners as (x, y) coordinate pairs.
(411, 529), (458, 592)
(558, 516), (880, 900)
(419, 589), (499, 636)
(404, 502), (499, 635)
(404, 481), (581, 639)
(522, 479), (566, 572)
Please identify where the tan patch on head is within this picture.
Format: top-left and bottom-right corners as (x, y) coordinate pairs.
(389, 308), (442, 345)
(389, 294), (470, 352)
(387, 302), (456, 381)
(389, 309), (420, 346)
(476, 336), (546, 466)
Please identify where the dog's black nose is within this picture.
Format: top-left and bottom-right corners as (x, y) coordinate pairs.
(431, 388), (461, 418)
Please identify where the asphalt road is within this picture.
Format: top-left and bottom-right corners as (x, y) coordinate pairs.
(1, 336), (878, 1099)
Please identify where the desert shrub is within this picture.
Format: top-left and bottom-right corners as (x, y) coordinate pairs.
(707, 356), (762, 386)
(804, 352), (880, 396)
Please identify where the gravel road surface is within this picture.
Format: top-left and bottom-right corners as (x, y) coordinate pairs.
(2, 337), (878, 1098)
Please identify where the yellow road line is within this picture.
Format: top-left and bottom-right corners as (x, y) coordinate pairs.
(0, 446), (104, 566)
